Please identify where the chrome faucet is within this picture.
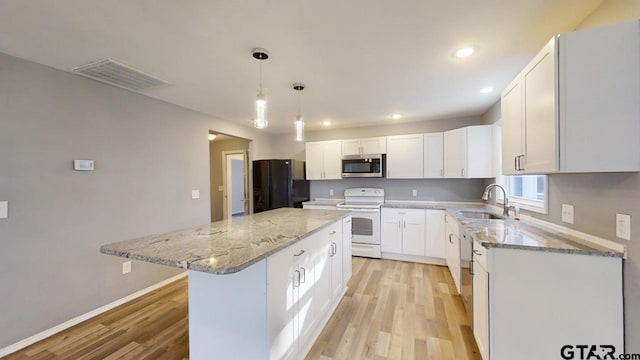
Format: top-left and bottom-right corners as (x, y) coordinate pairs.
(482, 183), (512, 217)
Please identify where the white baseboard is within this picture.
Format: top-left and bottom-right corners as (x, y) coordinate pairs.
(0, 272), (187, 357)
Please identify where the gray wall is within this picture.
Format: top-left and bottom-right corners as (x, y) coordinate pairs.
(310, 178), (486, 202)
(0, 52), (272, 348)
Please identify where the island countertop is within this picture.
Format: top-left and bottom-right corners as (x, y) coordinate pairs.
(100, 208), (350, 275)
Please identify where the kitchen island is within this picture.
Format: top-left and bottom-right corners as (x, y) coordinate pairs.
(101, 208), (352, 360)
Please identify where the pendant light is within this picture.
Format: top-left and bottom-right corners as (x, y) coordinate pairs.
(252, 48), (269, 129)
(293, 83), (305, 142)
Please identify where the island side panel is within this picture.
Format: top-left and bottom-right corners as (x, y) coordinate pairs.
(188, 259), (269, 360)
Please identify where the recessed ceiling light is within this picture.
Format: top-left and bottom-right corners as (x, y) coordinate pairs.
(391, 113), (402, 120)
(322, 120), (332, 126)
(454, 47), (475, 58)
(480, 87), (493, 94)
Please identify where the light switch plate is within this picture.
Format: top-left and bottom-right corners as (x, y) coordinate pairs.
(191, 190), (200, 199)
(412, 189), (418, 197)
(616, 213), (631, 240)
(562, 204), (574, 224)
(0, 201), (8, 219)
(122, 261), (132, 274)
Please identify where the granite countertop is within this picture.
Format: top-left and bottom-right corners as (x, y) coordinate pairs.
(302, 199), (344, 206)
(100, 208), (350, 275)
(382, 201), (623, 258)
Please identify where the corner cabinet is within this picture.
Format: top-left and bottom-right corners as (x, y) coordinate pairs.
(341, 137), (386, 155)
(443, 125), (493, 178)
(501, 19), (640, 174)
(386, 134), (424, 179)
(305, 140), (342, 180)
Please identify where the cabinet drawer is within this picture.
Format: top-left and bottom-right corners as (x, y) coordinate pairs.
(473, 238), (488, 270)
(382, 207), (424, 218)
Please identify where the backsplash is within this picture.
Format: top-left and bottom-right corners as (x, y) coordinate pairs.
(310, 178), (486, 202)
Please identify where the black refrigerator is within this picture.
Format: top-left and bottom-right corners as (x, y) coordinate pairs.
(253, 159), (310, 213)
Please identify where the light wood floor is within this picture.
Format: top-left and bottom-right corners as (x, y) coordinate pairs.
(3, 258), (479, 360)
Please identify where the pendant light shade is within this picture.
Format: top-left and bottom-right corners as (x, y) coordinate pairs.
(252, 48), (269, 129)
(292, 83), (305, 142)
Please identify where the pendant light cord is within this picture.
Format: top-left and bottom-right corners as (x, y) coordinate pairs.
(259, 61), (263, 94)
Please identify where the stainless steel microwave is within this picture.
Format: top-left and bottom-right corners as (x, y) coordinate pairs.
(341, 154), (384, 178)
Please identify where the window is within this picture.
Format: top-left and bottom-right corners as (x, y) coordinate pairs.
(492, 122), (548, 214)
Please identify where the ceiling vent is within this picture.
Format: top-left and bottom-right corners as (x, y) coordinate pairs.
(71, 58), (168, 91)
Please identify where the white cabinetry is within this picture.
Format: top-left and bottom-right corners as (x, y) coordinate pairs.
(425, 210), (445, 259)
(501, 20), (640, 174)
(445, 214), (461, 293)
(472, 242), (489, 360)
(471, 239), (623, 360)
(443, 125), (493, 179)
(386, 134), (424, 179)
(381, 208), (446, 263)
(342, 216), (353, 284)
(423, 133), (444, 178)
(305, 141), (342, 180)
(381, 208), (425, 255)
(342, 137), (386, 155)
(267, 218), (350, 360)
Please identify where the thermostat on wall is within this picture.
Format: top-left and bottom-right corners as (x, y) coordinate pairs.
(73, 160), (95, 171)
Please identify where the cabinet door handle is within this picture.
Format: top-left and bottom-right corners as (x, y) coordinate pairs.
(473, 250), (482, 256)
(398, 212), (406, 214)
(461, 168), (465, 177)
(300, 267), (306, 283)
(345, 219), (351, 223)
(293, 250), (305, 257)
(329, 230), (336, 235)
(294, 270), (301, 287)
(398, 220), (401, 229)
(403, 220), (406, 229)
(332, 242), (337, 256)
(514, 156), (519, 171)
(519, 155), (525, 171)
(449, 234), (453, 244)
(440, 169), (443, 177)
(469, 260), (474, 276)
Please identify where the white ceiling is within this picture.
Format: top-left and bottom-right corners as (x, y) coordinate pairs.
(0, 0), (603, 133)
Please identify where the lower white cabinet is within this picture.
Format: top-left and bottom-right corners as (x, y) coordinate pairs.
(342, 216), (353, 285)
(267, 218), (351, 360)
(471, 239), (623, 360)
(445, 214), (461, 293)
(381, 208), (446, 263)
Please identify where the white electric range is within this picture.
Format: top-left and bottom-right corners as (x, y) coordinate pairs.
(336, 188), (384, 258)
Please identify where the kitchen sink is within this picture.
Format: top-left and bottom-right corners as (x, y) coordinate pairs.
(458, 211), (505, 220)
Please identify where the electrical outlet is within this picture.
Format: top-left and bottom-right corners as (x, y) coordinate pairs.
(562, 204), (574, 224)
(122, 261), (132, 274)
(191, 189), (200, 199)
(0, 201), (7, 219)
(329, 189), (334, 196)
(616, 213), (631, 240)
(412, 189), (418, 197)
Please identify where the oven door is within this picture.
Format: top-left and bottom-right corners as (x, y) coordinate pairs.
(342, 208), (380, 245)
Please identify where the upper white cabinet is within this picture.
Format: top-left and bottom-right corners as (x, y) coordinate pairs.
(443, 125), (493, 178)
(423, 133), (444, 178)
(386, 134), (424, 179)
(341, 137), (387, 155)
(305, 140), (342, 180)
(501, 20), (640, 174)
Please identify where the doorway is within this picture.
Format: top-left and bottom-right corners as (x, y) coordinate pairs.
(222, 151), (247, 219)
(208, 132), (250, 222)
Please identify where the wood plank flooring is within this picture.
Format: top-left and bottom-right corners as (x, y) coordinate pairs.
(306, 258), (480, 360)
(3, 258), (479, 360)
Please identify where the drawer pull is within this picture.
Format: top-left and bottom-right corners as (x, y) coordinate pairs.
(473, 250), (482, 256)
(329, 230), (337, 235)
(293, 250), (305, 257)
